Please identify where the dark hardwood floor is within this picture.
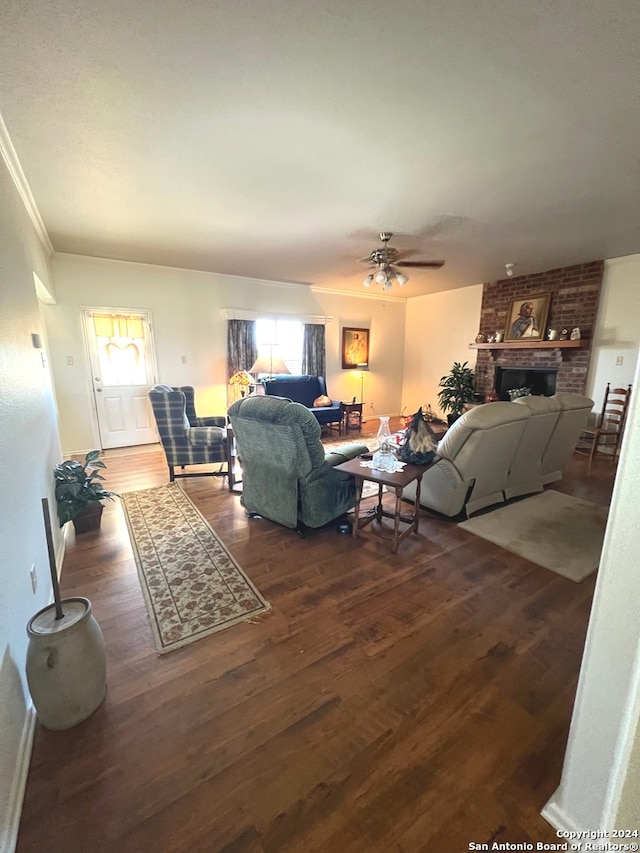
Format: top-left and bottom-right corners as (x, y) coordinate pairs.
(17, 420), (616, 853)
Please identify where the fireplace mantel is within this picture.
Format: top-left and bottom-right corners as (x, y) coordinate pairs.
(469, 339), (588, 351)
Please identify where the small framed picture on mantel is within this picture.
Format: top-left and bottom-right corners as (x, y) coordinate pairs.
(504, 293), (551, 342)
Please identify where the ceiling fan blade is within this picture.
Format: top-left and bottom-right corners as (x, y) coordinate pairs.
(358, 256), (375, 264)
(395, 260), (445, 269)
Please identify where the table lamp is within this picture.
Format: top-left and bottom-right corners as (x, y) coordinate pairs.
(248, 344), (291, 380)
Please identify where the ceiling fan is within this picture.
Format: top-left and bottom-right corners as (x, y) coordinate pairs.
(359, 232), (444, 290)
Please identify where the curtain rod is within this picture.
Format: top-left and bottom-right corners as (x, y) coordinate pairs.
(221, 308), (333, 324)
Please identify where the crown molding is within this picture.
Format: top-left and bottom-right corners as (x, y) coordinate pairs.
(309, 284), (405, 303)
(605, 254), (640, 268)
(0, 113), (54, 257)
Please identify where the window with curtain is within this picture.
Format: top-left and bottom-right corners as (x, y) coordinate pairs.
(302, 324), (326, 376)
(255, 319), (303, 375)
(226, 315), (327, 384)
(227, 319), (258, 379)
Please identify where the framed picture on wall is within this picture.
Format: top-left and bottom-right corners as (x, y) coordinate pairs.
(341, 327), (370, 369)
(504, 293), (551, 342)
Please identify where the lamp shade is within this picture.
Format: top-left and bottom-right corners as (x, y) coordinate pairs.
(248, 344), (291, 377)
(229, 370), (254, 387)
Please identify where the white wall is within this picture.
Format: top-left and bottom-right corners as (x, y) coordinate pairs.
(0, 159), (63, 851)
(586, 254), (640, 408)
(44, 255), (407, 454)
(542, 345), (640, 834)
(401, 284), (483, 418)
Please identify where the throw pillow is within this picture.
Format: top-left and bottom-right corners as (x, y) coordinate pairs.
(313, 395), (332, 408)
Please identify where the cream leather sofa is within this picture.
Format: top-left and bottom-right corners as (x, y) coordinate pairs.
(401, 393), (593, 518)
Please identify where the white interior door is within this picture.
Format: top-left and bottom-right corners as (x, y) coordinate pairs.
(84, 309), (158, 449)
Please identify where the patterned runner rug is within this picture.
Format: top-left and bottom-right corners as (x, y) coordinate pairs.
(122, 484), (270, 654)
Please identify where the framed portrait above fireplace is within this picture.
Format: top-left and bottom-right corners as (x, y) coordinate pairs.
(504, 293), (551, 342)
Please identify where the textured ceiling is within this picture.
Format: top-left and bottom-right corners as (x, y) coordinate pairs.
(1, 0), (639, 298)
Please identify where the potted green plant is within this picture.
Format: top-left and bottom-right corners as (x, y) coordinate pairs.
(437, 361), (477, 425)
(54, 450), (119, 533)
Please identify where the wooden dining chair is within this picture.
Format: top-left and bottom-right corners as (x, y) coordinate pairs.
(580, 383), (632, 464)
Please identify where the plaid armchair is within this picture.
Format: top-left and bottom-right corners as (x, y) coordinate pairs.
(228, 394), (367, 531)
(148, 385), (227, 482)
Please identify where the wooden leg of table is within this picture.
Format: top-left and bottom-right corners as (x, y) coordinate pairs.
(413, 476), (422, 533)
(352, 477), (363, 539)
(375, 484), (384, 522)
(226, 429), (236, 492)
(392, 486), (404, 553)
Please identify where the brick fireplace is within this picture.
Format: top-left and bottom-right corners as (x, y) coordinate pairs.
(474, 260), (604, 399)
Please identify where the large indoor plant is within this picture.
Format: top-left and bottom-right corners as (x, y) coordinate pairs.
(54, 450), (119, 533)
(437, 361), (476, 424)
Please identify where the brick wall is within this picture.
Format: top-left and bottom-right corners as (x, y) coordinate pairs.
(475, 260), (604, 398)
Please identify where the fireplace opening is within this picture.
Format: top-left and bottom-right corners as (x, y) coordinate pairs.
(494, 366), (557, 401)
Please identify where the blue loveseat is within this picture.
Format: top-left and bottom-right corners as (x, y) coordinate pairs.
(263, 374), (343, 434)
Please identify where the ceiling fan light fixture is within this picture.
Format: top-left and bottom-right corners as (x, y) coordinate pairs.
(358, 232), (444, 292)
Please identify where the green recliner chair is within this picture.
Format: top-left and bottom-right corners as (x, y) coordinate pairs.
(227, 395), (368, 532)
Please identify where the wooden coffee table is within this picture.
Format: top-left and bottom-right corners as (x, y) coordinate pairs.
(334, 456), (434, 553)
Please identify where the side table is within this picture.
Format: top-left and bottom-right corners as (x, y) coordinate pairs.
(342, 401), (363, 433)
(334, 456), (433, 553)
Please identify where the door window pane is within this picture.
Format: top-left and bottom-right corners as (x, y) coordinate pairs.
(92, 313), (148, 386)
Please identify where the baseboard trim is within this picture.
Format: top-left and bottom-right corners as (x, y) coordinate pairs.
(541, 791), (581, 835)
(1, 703), (36, 853)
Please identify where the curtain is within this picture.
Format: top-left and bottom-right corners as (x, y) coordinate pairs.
(227, 319), (257, 381)
(302, 324), (326, 377)
(92, 313), (144, 338)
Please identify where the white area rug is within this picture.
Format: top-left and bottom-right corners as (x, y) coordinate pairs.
(458, 490), (608, 582)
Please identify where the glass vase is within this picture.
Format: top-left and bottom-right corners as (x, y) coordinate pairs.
(373, 416), (396, 471)
(375, 416), (392, 451)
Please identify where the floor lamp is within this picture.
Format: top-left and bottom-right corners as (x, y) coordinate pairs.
(357, 362), (368, 404)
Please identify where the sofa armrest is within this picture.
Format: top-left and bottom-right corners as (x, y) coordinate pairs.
(307, 444), (369, 483)
(325, 443), (369, 465)
(192, 416), (226, 428)
(305, 444), (369, 484)
(186, 426), (226, 447)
